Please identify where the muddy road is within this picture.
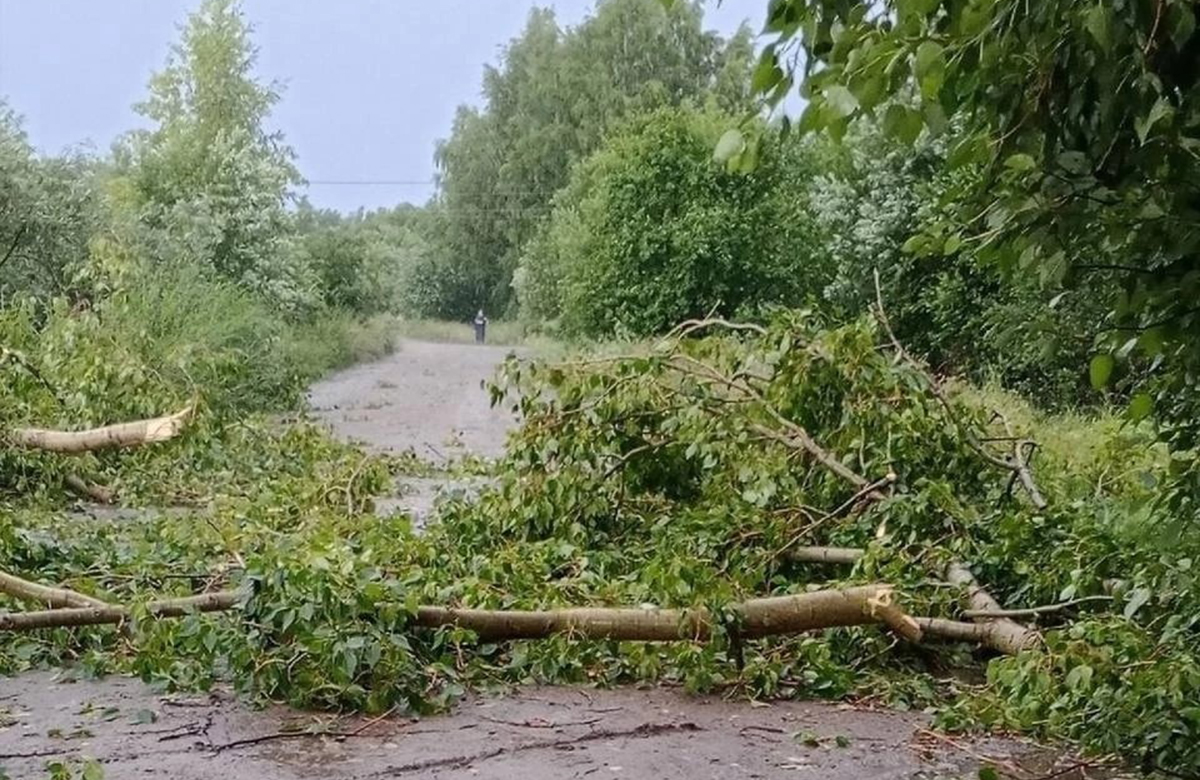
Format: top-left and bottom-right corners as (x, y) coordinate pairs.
(1, 339), (1091, 779)
(308, 339), (521, 463)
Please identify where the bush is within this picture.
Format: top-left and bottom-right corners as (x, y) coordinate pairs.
(516, 107), (824, 337)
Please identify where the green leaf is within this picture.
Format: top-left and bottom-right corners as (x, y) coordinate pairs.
(883, 104), (924, 145)
(978, 767), (999, 780)
(1128, 393), (1154, 422)
(1171, 3), (1196, 48)
(1065, 664), (1094, 690)
(1057, 151), (1091, 175)
(713, 129), (746, 164)
(751, 50), (783, 94)
(1124, 587), (1152, 619)
(132, 709), (158, 725)
(914, 41), (946, 99)
(1084, 4), (1112, 49)
(1136, 97), (1175, 143)
(82, 761), (105, 780)
(1089, 354), (1114, 389)
(942, 234), (962, 254)
(922, 100), (948, 134)
(1004, 153), (1037, 172)
(824, 85), (860, 119)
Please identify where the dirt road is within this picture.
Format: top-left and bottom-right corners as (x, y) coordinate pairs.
(308, 339), (521, 462)
(0, 340), (1087, 779)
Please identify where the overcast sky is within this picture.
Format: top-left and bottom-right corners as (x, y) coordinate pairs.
(0, 1), (767, 212)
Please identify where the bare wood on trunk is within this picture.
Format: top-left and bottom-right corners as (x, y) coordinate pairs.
(9, 405), (193, 454)
(776, 548), (1041, 655)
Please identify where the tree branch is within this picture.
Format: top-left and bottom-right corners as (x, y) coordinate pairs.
(8, 404), (194, 454)
(872, 269), (1048, 510)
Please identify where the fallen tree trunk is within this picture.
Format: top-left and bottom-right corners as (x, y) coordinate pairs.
(415, 585), (919, 641)
(0, 573), (1039, 655)
(8, 405), (193, 454)
(0, 584), (925, 644)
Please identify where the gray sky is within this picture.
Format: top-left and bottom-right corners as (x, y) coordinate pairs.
(0, 1), (766, 212)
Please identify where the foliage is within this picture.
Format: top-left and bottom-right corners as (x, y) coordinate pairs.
(427, 0), (755, 318)
(750, 0), (1200, 514)
(0, 104), (102, 306)
(808, 121), (1107, 406)
(516, 107), (823, 337)
(291, 202), (433, 316)
(111, 0), (313, 315)
(4, 314), (1195, 772)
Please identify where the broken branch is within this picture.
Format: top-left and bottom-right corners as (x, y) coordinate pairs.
(8, 404), (194, 454)
(872, 270), (1048, 510)
(0, 568), (110, 610)
(944, 561), (1041, 654)
(64, 473), (116, 504)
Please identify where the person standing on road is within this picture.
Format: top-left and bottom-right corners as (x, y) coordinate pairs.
(473, 309), (488, 344)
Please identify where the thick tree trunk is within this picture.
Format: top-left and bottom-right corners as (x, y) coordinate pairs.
(412, 585), (911, 641)
(9, 405), (193, 454)
(0, 585), (924, 644)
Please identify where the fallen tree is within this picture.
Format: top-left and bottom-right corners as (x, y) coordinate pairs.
(4, 310), (1189, 771)
(0, 573), (923, 643)
(0, 566), (1057, 656)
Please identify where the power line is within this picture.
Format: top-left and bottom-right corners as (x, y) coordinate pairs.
(306, 179), (436, 186)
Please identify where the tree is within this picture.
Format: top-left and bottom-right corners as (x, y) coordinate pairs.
(747, 0), (1200, 514)
(0, 104), (101, 305)
(292, 202), (435, 317)
(808, 121), (1105, 405)
(516, 107), (822, 337)
(430, 0), (755, 319)
(113, 0), (313, 314)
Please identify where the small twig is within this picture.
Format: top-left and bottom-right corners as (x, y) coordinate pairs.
(347, 705), (401, 737)
(480, 715), (602, 729)
(963, 595), (1113, 619)
(0, 225), (27, 271)
(914, 727), (1031, 779)
(345, 454), (373, 515)
(0, 344), (64, 406)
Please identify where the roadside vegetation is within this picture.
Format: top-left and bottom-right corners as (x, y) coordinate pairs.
(2, 0), (1198, 777)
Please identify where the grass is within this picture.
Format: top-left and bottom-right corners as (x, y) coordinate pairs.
(288, 312), (398, 377)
